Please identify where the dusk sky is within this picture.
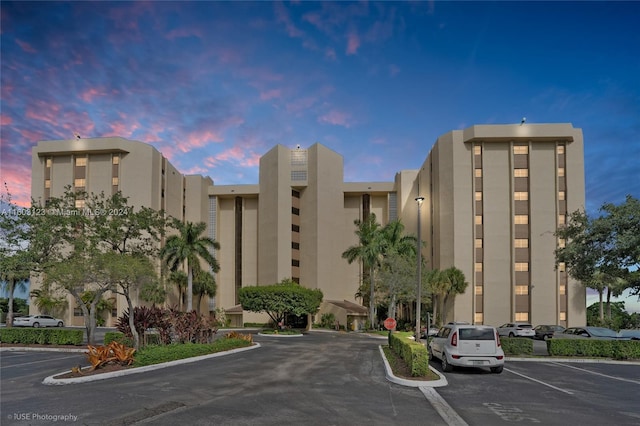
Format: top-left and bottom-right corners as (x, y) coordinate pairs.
(1, 2), (639, 309)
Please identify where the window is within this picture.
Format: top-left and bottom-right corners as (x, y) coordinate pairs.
(292, 190), (300, 198)
(513, 146), (528, 155)
(558, 262), (566, 272)
(515, 238), (529, 248)
(112, 155), (120, 165)
(475, 191), (482, 201)
(45, 179), (51, 189)
(474, 146), (482, 155)
(515, 285), (529, 295)
(557, 146), (565, 155)
(291, 242), (300, 250)
(559, 285), (566, 295)
(515, 215), (529, 225)
(292, 224), (300, 232)
(515, 312), (529, 321)
(558, 191), (566, 201)
(475, 215), (483, 225)
(75, 199), (85, 208)
(46, 158), (52, 168)
(475, 285), (483, 295)
(292, 259), (300, 267)
(292, 207), (300, 215)
(514, 169), (529, 178)
(515, 262), (529, 272)
(475, 169), (482, 178)
(74, 178), (86, 188)
(475, 238), (483, 248)
(291, 170), (307, 181)
(112, 177), (119, 186)
(111, 308), (118, 318)
(74, 308), (83, 317)
(75, 157), (87, 166)
(474, 313), (484, 324)
(558, 167), (565, 177)
(475, 262), (483, 272)
(559, 312), (566, 321)
(558, 238), (566, 248)
(514, 192), (528, 201)
(558, 215), (566, 225)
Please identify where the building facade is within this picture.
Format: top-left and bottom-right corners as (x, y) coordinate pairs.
(30, 124), (586, 328)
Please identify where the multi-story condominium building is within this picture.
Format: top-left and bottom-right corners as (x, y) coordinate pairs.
(30, 123), (586, 328)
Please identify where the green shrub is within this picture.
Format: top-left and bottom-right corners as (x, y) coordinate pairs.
(388, 333), (430, 376)
(243, 322), (270, 327)
(104, 331), (132, 346)
(133, 338), (252, 367)
(320, 313), (336, 328)
(548, 338), (640, 359)
(500, 337), (533, 355)
(0, 328), (83, 345)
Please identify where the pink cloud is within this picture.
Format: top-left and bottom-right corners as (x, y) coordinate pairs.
(274, 1), (304, 38)
(204, 146), (261, 169)
(80, 87), (108, 102)
(1, 163), (32, 207)
(15, 39), (37, 53)
(181, 130), (224, 152)
(1, 115), (13, 125)
(346, 32), (360, 55)
(285, 96), (318, 115)
(325, 47), (337, 61)
(318, 110), (353, 128)
(165, 27), (203, 40)
(260, 89), (282, 101)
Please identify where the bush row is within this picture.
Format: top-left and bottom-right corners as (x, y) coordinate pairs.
(500, 337), (534, 355)
(133, 337), (252, 367)
(388, 333), (430, 376)
(0, 328), (84, 345)
(548, 338), (640, 359)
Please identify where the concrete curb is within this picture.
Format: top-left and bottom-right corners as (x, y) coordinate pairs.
(1, 346), (87, 353)
(42, 343), (261, 385)
(257, 332), (303, 337)
(378, 345), (448, 387)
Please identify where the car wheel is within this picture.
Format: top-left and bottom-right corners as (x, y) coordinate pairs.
(509, 332), (515, 338)
(543, 334), (550, 341)
(441, 352), (453, 372)
(33, 322), (40, 328)
(491, 366), (503, 374)
(57, 322), (64, 327)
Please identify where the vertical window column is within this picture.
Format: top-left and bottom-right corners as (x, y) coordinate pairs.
(111, 154), (120, 194)
(291, 189), (301, 283)
(234, 196), (243, 305)
(557, 144), (568, 326)
(513, 144), (530, 323)
(473, 144), (484, 324)
(74, 155), (87, 208)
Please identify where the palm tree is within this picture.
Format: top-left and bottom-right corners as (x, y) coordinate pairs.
(342, 213), (386, 328)
(168, 270), (188, 311)
(161, 220), (220, 312)
(193, 269), (217, 313)
(441, 266), (469, 323)
(0, 252), (30, 328)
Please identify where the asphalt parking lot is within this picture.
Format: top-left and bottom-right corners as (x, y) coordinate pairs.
(1, 332), (639, 426)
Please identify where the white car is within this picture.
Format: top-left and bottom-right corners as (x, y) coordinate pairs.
(429, 324), (505, 373)
(12, 315), (64, 328)
(497, 322), (535, 338)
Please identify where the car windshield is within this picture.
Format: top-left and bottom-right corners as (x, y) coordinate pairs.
(517, 324), (532, 328)
(588, 327), (618, 337)
(459, 328), (495, 340)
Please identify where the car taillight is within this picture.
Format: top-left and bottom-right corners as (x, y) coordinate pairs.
(496, 355), (504, 360)
(496, 330), (501, 347)
(451, 331), (458, 346)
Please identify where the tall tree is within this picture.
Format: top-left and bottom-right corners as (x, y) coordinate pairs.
(161, 220), (220, 312)
(0, 252), (30, 328)
(342, 213), (386, 328)
(168, 270), (188, 311)
(441, 266), (469, 323)
(193, 269), (217, 314)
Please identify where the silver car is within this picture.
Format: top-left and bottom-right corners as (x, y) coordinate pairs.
(497, 322), (535, 338)
(12, 315), (64, 328)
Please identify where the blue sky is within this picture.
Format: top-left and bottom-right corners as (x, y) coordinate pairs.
(1, 2), (639, 311)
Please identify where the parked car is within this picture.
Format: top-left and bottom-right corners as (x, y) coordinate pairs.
(618, 329), (640, 340)
(533, 325), (566, 340)
(497, 322), (535, 338)
(558, 326), (619, 339)
(12, 315), (64, 328)
(422, 326), (440, 339)
(428, 323), (504, 373)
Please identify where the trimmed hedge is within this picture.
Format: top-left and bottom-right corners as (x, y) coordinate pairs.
(0, 328), (83, 345)
(500, 337), (534, 356)
(104, 331), (132, 346)
(548, 338), (640, 359)
(389, 333), (430, 376)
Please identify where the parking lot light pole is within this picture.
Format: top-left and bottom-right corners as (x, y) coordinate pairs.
(415, 196), (424, 343)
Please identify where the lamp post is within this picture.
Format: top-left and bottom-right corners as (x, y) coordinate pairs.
(415, 196), (424, 342)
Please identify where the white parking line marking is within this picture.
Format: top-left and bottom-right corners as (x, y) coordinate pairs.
(1, 355), (80, 369)
(504, 367), (574, 395)
(420, 386), (469, 426)
(550, 362), (640, 385)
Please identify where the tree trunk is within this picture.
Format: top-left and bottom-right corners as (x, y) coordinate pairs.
(125, 294), (140, 350)
(606, 287), (612, 320)
(598, 290), (604, 322)
(389, 293), (397, 321)
(6, 279), (15, 328)
(369, 265), (375, 329)
(187, 264), (193, 312)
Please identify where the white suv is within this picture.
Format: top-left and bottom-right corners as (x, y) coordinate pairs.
(429, 323), (505, 373)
